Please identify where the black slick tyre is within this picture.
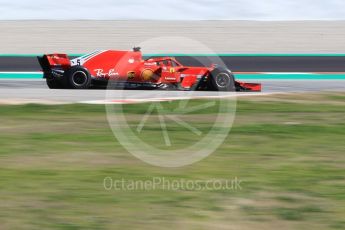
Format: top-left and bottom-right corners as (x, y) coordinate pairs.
(63, 66), (91, 89)
(209, 68), (235, 91)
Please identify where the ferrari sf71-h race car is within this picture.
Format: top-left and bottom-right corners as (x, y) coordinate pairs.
(38, 48), (261, 91)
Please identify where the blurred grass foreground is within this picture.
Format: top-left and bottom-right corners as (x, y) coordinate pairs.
(0, 92), (344, 229)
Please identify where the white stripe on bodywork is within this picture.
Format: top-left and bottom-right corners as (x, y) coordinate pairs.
(70, 50), (107, 66)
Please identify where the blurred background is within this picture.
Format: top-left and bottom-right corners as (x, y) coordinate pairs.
(0, 0), (344, 229)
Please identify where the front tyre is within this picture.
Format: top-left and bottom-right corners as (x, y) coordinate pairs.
(209, 68), (235, 91)
(63, 66), (91, 89)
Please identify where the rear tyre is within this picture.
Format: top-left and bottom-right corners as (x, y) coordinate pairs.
(63, 66), (91, 89)
(209, 68), (235, 91)
(46, 78), (63, 89)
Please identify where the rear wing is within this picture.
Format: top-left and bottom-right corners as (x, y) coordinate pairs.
(37, 54), (71, 72)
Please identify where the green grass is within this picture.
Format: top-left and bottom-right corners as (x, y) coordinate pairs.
(0, 93), (344, 229)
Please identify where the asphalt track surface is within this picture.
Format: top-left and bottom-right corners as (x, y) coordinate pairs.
(0, 79), (343, 104)
(2, 56), (345, 72)
(0, 55), (344, 104)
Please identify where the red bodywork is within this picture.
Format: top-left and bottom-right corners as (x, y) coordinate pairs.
(39, 49), (261, 91)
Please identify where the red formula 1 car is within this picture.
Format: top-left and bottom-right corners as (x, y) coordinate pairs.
(38, 48), (261, 91)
